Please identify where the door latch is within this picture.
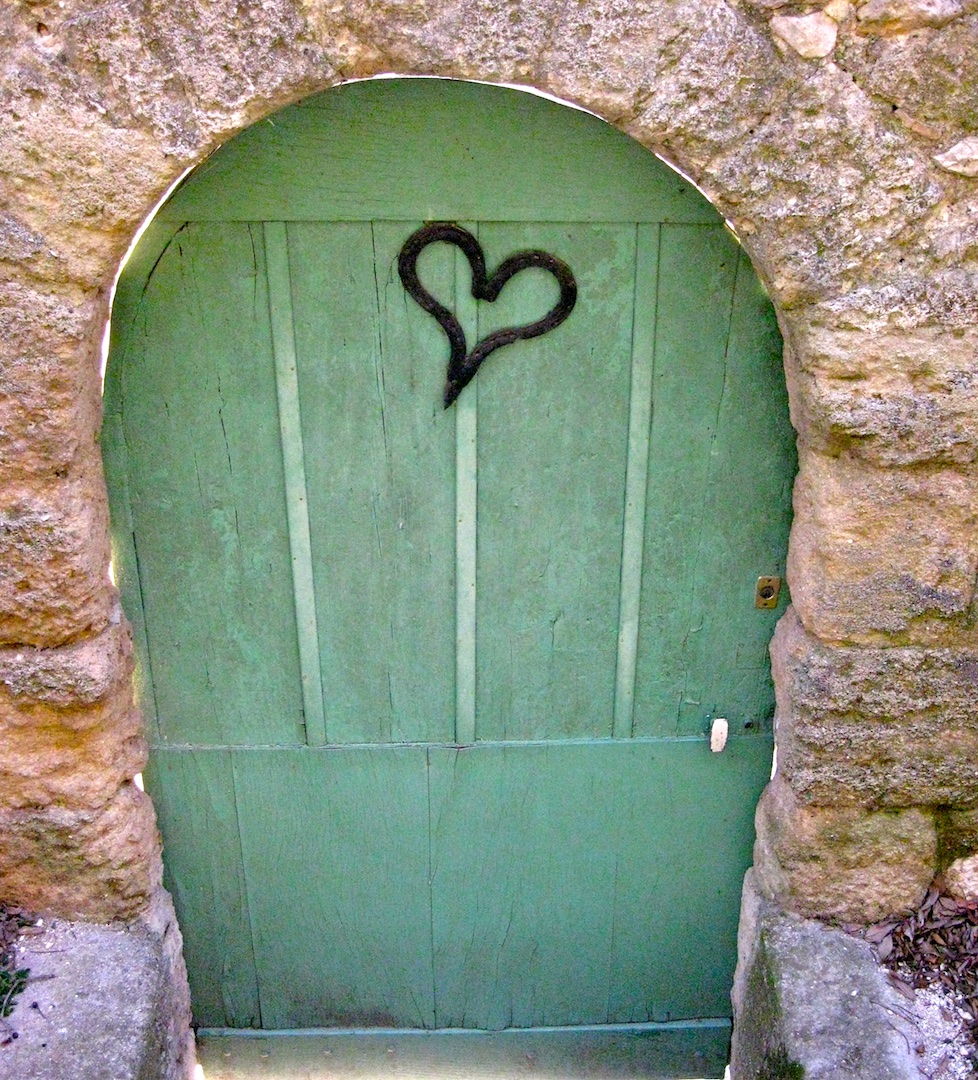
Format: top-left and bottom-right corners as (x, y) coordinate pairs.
(754, 575), (782, 609)
(710, 718), (729, 753)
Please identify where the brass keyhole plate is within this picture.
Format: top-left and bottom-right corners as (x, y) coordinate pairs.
(755, 575), (782, 609)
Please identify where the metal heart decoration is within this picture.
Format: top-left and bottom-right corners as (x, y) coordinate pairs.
(398, 223), (578, 407)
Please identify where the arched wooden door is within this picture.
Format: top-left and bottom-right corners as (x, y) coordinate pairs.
(103, 79), (794, 1046)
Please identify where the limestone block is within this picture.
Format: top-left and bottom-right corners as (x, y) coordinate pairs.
(771, 13), (839, 59)
(731, 871), (921, 1079)
(788, 450), (978, 644)
(0, 614), (131, 704)
(856, 0), (966, 33)
(753, 773), (937, 922)
(941, 807), (978, 864)
(0, 916), (190, 1080)
(944, 854), (978, 902)
(824, 0), (854, 19)
(0, 781), (162, 921)
(0, 282), (104, 480)
(0, 471), (113, 647)
(772, 608), (978, 807)
(935, 136), (978, 178)
(840, 15), (978, 144)
(0, 622), (146, 811)
(787, 322), (978, 468)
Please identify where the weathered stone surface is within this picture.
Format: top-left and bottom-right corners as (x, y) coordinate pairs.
(839, 14), (978, 141)
(788, 452), (978, 644)
(142, 890), (196, 1080)
(2, 908), (193, 1080)
(753, 773), (937, 921)
(731, 870), (921, 1079)
(940, 807), (978, 865)
(0, 471), (114, 647)
(0, 781), (161, 921)
(0, 621), (146, 811)
(855, 0), (968, 34)
(944, 854), (978, 901)
(786, 321), (978, 467)
(772, 608), (978, 807)
(935, 136), (978, 177)
(0, 613), (130, 704)
(771, 12), (839, 58)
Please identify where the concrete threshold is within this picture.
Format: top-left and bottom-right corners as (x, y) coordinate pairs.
(196, 1023), (731, 1079)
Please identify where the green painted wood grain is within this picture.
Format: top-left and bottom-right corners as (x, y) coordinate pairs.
(604, 736), (773, 1022)
(429, 738), (772, 1029)
(287, 222), (456, 743)
(102, 79), (795, 1039)
(453, 236), (480, 745)
(231, 747), (435, 1029)
(264, 222), (328, 746)
(429, 743), (618, 1029)
(103, 217), (192, 742)
(474, 224), (635, 740)
(613, 223), (661, 739)
(158, 80), (721, 226)
(144, 750), (261, 1027)
(633, 225), (793, 737)
(672, 244), (794, 735)
(110, 222), (305, 746)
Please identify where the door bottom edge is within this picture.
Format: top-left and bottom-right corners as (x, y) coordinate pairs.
(197, 1018), (732, 1038)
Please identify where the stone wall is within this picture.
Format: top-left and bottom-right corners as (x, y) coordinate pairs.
(1, 0), (977, 1026)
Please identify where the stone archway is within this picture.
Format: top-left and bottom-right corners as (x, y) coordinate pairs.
(2, 1), (977, 1075)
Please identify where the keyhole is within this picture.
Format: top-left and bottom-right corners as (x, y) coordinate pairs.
(754, 576), (782, 609)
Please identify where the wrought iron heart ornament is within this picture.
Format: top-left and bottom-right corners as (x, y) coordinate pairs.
(398, 223), (578, 407)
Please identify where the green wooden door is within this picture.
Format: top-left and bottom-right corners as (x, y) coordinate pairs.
(103, 79), (794, 1037)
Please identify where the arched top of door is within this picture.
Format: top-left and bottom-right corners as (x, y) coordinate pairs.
(154, 77), (724, 226)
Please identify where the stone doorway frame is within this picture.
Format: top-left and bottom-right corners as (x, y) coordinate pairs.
(2, 1), (977, 1075)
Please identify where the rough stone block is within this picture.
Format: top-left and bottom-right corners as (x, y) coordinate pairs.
(0, 622), (147, 811)
(1, 902), (194, 1079)
(0, 781), (162, 921)
(772, 608), (978, 807)
(731, 869), (922, 1079)
(752, 773), (936, 922)
(0, 471), (114, 647)
(855, 0), (966, 34)
(0, 615), (131, 705)
(771, 13), (839, 59)
(943, 854), (978, 902)
(937, 806), (978, 866)
(788, 450), (978, 644)
(787, 323), (978, 468)
(0, 282), (104, 476)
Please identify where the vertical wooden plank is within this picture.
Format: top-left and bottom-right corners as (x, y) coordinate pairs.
(289, 221), (456, 744)
(145, 750), (261, 1027)
(454, 238), (479, 745)
(633, 224), (740, 738)
(429, 743), (617, 1029)
(263, 222), (327, 746)
(671, 247), (794, 736)
(634, 227), (793, 737)
(232, 747), (435, 1029)
(612, 224), (660, 739)
(606, 736), (773, 1022)
(117, 222), (305, 745)
(475, 224), (635, 741)
(104, 219), (195, 743)
(102, 371), (160, 740)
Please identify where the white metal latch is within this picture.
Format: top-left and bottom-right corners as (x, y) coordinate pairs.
(710, 717), (729, 753)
